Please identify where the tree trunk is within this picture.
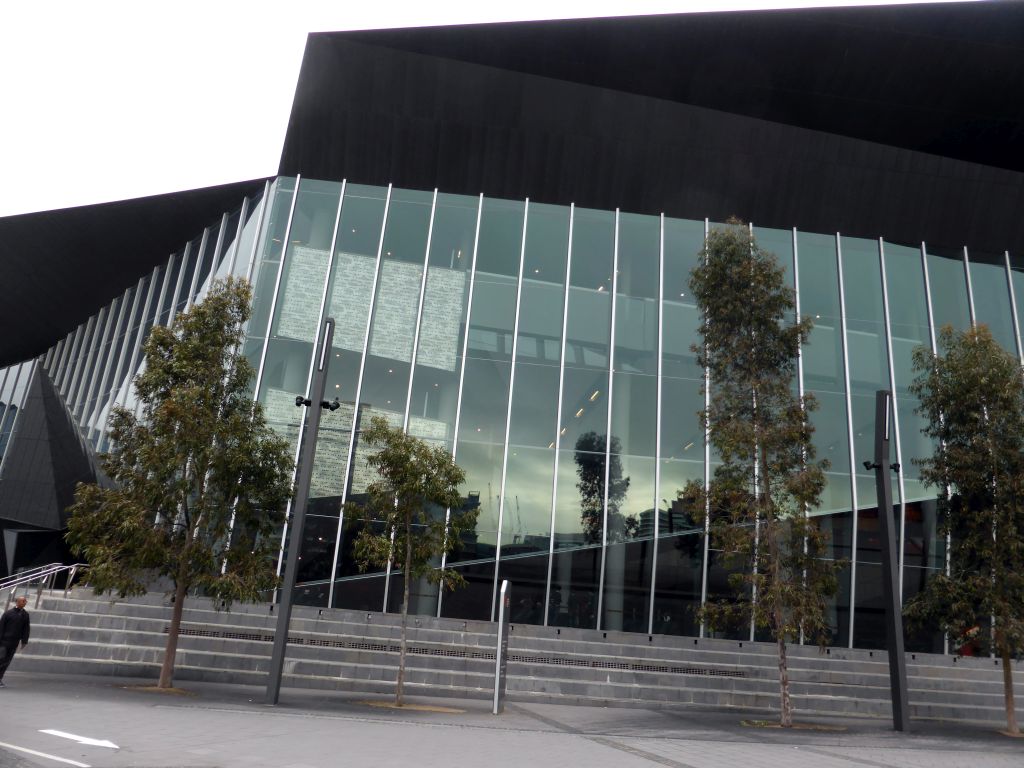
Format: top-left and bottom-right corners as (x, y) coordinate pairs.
(159, 576), (189, 689)
(998, 633), (1019, 735)
(776, 612), (793, 727)
(396, 519), (413, 707)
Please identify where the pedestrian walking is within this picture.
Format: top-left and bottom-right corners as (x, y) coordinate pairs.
(0, 595), (30, 687)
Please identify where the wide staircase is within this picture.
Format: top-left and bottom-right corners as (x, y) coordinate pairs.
(10, 588), (1023, 725)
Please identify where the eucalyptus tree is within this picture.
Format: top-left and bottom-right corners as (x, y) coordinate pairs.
(351, 415), (475, 707)
(906, 324), (1024, 735)
(67, 278), (294, 689)
(684, 220), (841, 727)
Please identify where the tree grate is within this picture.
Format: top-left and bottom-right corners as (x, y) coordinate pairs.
(168, 624), (745, 679)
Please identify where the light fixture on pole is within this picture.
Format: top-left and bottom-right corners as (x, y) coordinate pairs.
(265, 317), (336, 706)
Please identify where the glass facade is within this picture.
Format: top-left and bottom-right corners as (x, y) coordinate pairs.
(12, 175), (1024, 651)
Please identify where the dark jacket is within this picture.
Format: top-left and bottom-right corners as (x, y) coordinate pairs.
(0, 605), (30, 645)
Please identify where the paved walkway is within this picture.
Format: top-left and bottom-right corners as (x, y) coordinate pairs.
(0, 671), (1020, 768)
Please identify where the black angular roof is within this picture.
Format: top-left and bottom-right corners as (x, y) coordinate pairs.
(4, 2), (1024, 366)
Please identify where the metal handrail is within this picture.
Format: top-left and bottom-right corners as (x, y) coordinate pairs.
(0, 562), (64, 590)
(2, 563), (89, 609)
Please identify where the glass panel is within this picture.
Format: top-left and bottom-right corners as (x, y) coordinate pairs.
(882, 242), (934, 504)
(797, 231), (852, 644)
(852, 504), (900, 649)
(496, 202), (569, 622)
(232, 189), (266, 279)
(158, 254), (182, 327)
(215, 209), (242, 277)
(1010, 252), (1024, 358)
(654, 216), (706, 637)
(797, 231), (852, 514)
(840, 236), (891, 509)
(551, 207), (614, 629)
(968, 249), (1015, 353)
(176, 236), (203, 313)
(195, 222), (220, 295)
(327, 183), (403, 606)
(246, 178), (297, 356)
(441, 196), (525, 619)
(407, 193), (478, 449)
(902, 498), (945, 652)
(257, 179), (343, 463)
(925, 245), (970, 331)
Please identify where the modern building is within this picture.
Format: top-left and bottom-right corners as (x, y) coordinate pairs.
(2, 3), (1023, 654)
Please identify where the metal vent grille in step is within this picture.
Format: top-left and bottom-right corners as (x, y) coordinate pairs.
(167, 624), (745, 679)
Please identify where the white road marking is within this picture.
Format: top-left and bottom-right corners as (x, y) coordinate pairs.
(0, 739), (91, 767)
(39, 730), (119, 749)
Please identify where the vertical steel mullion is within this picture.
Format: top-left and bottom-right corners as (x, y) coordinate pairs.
(226, 196), (251, 278)
(699, 218), (712, 638)
(68, 315), (100, 419)
(963, 246), (977, 327)
(91, 286), (133, 443)
(276, 180), (344, 608)
(836, 233), (859, 649)
(647, 213), (665, 636)
(209, 212), (229, 281)
(438, 194), (485, 618)
(542, 204), (575, 626)
(596, 209), (621, 629)
(43, 342), (58, 372)
(328, 184), (391, 591)
(965, 245), (996, 658)
(247, 175), (302, 578)
(54, 330), (76, 391)
(491, 199), (530, 622)
(919, 242), (948, 654)
(59, 324), (86, 398)
(0, 367), (11, 449)
(792, 227), (809, 644)
(252, 177), (302, 417)
(65, 317), (95, 412)
(1004, 252), (1024, 364)
(921, 243), (939, 353)
(80, 299), (118, 430)
(131, 271), (161, 420)
(244, 181), (273, 284)
(878, 239), (907, 600)
(184, 227), (211, 312)
(0, 364), (31, 475)
(402, 189), (438, 434)
(47, 339), (64, 380)
(168, 242), (193, 325)
(73, 307), (105, 417)
(749, 222), (760, 643)
(108, 281), (145, 416)
(57, 328), (80, 393)
(59, 330), (78, 388)
(154, 253), (177, 329)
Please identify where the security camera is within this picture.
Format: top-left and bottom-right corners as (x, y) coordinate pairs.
(295, 395), (312, 407)
(321, 397), (341, 411)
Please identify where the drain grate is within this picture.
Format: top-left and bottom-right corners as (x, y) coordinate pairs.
(168, 624), (746, 679)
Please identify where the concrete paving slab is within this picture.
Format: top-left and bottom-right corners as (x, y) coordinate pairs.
(0, 671), (1020, 768)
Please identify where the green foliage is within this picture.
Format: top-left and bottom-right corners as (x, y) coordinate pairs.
(351, 416), (475, 592)
(350, 415), (474, 705)
(905, 325), (1024, 732)
(686, 220), (839, 643)
(66, 278), (294, 604)
(685, 220), (842, 725)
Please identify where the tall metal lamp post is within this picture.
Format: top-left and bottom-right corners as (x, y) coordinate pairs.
(265, 317), (338, 705)
(863, 389), (911, 731)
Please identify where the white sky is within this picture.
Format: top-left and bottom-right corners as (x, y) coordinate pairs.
(0, 0), (974, 217)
